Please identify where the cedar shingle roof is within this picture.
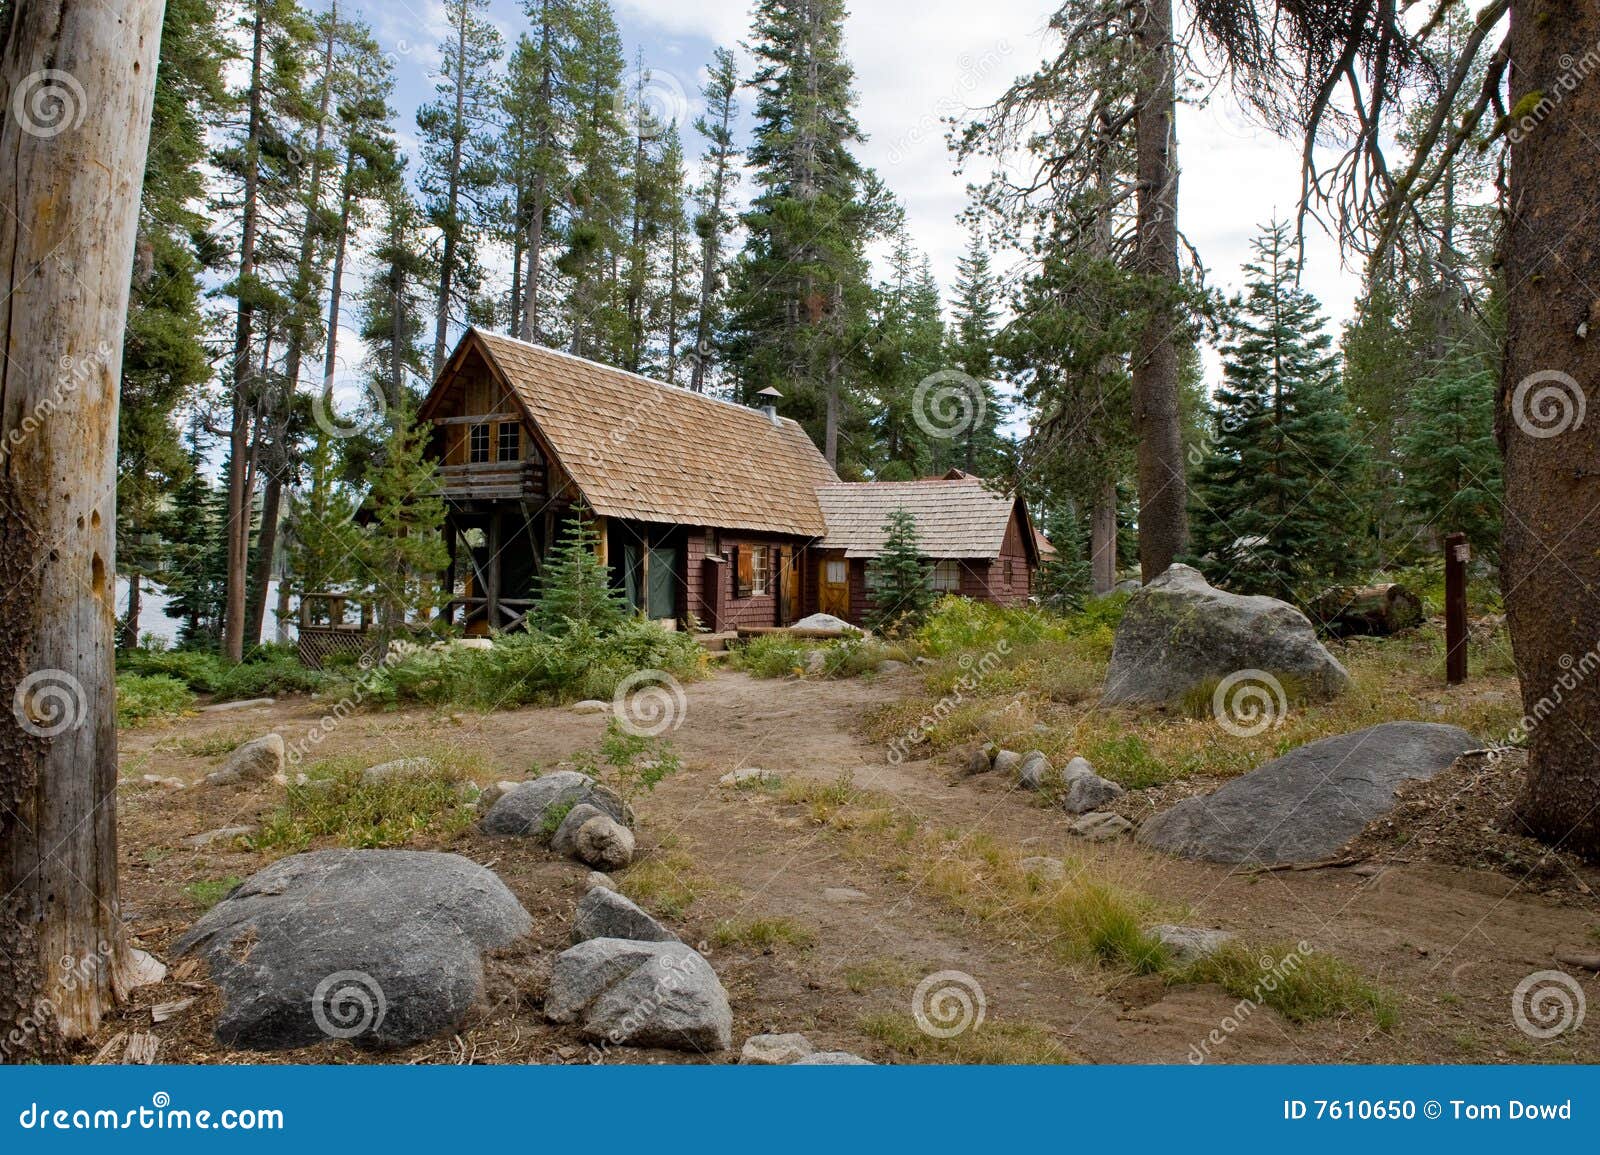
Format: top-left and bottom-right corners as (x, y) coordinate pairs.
(456, 329), (838, 537)
(817, 478), (1031, 560)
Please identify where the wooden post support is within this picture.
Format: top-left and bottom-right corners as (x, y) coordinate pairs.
(1446, 533), (1470, 685)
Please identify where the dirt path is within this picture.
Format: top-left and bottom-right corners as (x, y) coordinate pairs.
(112, 670), (1600, 1065)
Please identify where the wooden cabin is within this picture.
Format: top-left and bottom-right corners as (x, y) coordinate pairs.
(417, 330), (1042, 634)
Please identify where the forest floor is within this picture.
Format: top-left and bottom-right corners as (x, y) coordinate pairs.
(105, 636), (1600, 1065)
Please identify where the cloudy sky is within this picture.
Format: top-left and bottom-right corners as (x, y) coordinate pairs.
(362, 0), (1367, 393)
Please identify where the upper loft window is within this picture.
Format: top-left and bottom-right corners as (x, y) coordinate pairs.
(497, 422), (522, 462)
(469, 423), (491, 464)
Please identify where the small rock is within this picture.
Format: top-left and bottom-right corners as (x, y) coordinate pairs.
(481, 772), (598, 836)
(572, 886), (677, 944)
(572, 700), (610, 715)
(1060, 756), (1096, 783)
(182, 826), (255, 849)
(361, 757), (438, 784)
(741, 1032), (815, 1065)
(792, 613), (858, 633)
(207, 734), (284, 786)
(550, 803), (608, 856)
(199, 699), (276, 713)
(1020, 856), (1066, 883)
(720, 768), (782, 789)
(962, 747), (994, 778)
(453, 638), (494, 651)
(794, 1051), (874, 1065)
(876, 660), (907, 674)
(1062, 773), (1126, 815)
(1151, 924), (1237, 963)
(823, 887), (868, 903)
(992, 750), (1023, 777)
(804, 650), (828, 676)
(546, 938), (732, 1052)
(141, 775), (186, 790)
(574, 816), (634, 871)
(1069, 812), (1133, 841)
(1017, 751), (1052, 791)
(586, 871), (615, 891)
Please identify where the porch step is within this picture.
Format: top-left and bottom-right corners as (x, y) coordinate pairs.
(694, 631), (740, 653)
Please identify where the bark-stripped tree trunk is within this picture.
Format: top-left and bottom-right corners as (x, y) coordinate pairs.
(223, 3), (267, 663)
(1503, 0), (1600, 853)
(1091, 480), (1119, 595)
(431, 4), (470, 375)
(1130, 0), (1187, 580)
(0, 0), (165, 1058)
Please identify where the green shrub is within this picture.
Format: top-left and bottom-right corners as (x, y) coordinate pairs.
(118, 648), (227, 693)
(119, 644), (329, 701)
(183, 876), (243, 910)
(116, 673), (196, 727)
(732, 634), (810, 678)
(1180, 941), (1398, 1028)
(349, 619), (704, 711)
(211, 652), (329, 700)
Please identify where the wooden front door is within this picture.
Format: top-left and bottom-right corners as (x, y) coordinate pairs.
(818, 557), (850, 619)
(775, 548), (802, 626)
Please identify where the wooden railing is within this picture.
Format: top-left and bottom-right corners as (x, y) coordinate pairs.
(435, 461), (547, 501)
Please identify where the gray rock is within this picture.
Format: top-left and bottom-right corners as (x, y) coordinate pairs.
(200, 698), (276, 713)
(992, 750), (1023, 777)
(574, 816), (635, 871)
(586, 871), (616, 891)
(182, 826), (256, 849)
(794, 1051), (874, 1065)
(962, 747), (994, 777)
(1151, 924), (1237, 963)
(1069, 812), (1133, 841)
(793, 613), (858, 633)
(1020, 856), (1066, 883)
(571, 887), (677, 944)
(741, 1033), (815, 1064)
(1060, 756), (1096, 782)
(550, 803), (608, 857)
(546, 938), (732, 1052)
(206, 734), (284, 786)
(141, 775), (186, 790)
(720, 767), (782, 789)
(1101, 564), (1349, 706)
(1062, 773), (1125, 815)
(572, 700), (610, 715)
(804, 650), (828, 676)
(1137, 722), (1479, 864)
(361, 757), (438, 784)
(1017, 751), (1053, 791)
(1112, 579), (1143, 595)
(175, 849), (531, 1050)
(875, 660), (907, 674)
(481, 772), (633, 837)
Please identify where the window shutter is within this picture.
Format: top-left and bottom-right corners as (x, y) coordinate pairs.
(730, 546), (745, 599)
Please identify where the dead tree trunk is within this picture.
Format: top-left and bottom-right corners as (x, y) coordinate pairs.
(1130, 0), (1188, 581)
(1091, 480), (1118, 596)
(0, 0), (166, 1056)
(1502, 0), (1600, 854)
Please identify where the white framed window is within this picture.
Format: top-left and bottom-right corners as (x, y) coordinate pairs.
(750, 545), (769, 596)
(931, 559), (961, 594)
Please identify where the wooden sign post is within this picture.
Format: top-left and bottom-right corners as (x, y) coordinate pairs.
(1445, 533), (1470, 685)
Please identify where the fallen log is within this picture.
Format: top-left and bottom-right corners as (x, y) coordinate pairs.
(1308, 583), (1424, 638)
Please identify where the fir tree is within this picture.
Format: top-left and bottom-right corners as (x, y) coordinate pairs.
(356, 405), (449, 632)
(1191, 221), (1365, 600)
(866, 509), (933, 636)
(418, 0), (503, 373)
(161, 436), (228, 648)
(532, 510), (629, 634)
(945, 230), (1009, 476)
(688, 47), (741, 392)
(1397, 333), (1503, 561)
(284, 431), (363, 615)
